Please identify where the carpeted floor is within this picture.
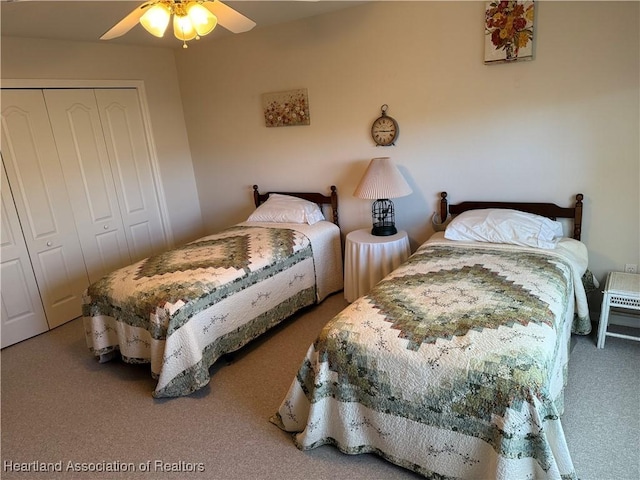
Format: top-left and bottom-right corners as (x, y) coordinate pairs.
(1, 293), (638, 480)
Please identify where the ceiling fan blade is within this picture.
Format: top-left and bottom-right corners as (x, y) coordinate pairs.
(203, 0), (256, 34)
(100, 2), (154, 40)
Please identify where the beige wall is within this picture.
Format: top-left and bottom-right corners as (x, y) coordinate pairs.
(1, 2), (638, 317)
(1, 37), (204, 245)
(176, 1), (639, 295)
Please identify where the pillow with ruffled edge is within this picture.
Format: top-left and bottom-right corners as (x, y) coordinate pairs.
(247, 193), (325, 225)
(444, 208), (564, 249)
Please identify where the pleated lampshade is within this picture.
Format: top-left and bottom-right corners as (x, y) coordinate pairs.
(353, 157), (412, 200)
(353, 157), (412, 236)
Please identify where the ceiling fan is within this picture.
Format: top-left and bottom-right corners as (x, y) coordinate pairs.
(100, 0), (256, 48)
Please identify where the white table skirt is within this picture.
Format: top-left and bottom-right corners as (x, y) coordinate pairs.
(344, 229), (411, 303)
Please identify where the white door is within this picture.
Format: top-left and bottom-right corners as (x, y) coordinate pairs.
(1, 89), (90, 328)
(1, 161), (49, 348)
(43, 89), (132, 284)
(95, 89), (167, 261)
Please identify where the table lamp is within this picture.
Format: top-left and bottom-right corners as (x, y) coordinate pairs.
(353, 157), (412, 236)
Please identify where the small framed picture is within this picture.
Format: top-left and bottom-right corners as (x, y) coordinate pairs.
(484, 1), (535, 64)
(262, 88), (310, 127)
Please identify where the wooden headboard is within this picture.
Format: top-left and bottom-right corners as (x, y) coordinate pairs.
(252, 185), (339, 227)
(439, 192), (584, 240)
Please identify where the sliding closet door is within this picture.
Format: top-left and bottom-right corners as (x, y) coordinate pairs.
(1, 161), (49, 348)
(1, 90), (89, 329)
(94, 89), (166, 262)
(43, 89), (132, 284)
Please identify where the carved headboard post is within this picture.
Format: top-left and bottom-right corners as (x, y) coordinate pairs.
(253, 184), (261, 208)
(574, 193), (584, 241)
(330, 185), (339, 227)
(439, 192), (449, 224)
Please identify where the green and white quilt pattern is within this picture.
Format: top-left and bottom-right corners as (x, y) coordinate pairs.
(83, 225), (316, 398)
(273, 242), (580, 479)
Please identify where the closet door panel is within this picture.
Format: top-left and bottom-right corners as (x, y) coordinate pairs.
(2, 93), (63, 240)
(43, 89), (132, 284)
(36, 246), (85, 310)
(95, 89), (166, 262)
(1, 90), (89, 328)
(1, 164), (49, 348)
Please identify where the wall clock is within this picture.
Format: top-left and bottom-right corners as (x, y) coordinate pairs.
(371, 104), (399, 146)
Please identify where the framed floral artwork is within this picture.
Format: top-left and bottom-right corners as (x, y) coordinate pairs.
(262, 88), (310, 127)
(484, 1), (535, 64)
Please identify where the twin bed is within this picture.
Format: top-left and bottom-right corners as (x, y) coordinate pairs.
(84, 188), (590, 479)
(272, 192), (589, 480)
(83, 185), (343, 398)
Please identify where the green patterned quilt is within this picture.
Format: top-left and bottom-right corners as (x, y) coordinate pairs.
(273, 236), (591, 479)
(83, 225), (317, 398)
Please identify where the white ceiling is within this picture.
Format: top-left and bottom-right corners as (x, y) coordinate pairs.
(1, 0), (367, 49)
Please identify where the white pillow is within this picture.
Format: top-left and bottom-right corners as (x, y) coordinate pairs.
(444, 208), (564, 249)
(247, 194), (325, 225)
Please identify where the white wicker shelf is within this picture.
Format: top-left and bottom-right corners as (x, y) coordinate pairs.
(597, 272), (640, 348)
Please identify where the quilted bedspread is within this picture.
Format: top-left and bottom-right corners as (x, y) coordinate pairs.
(84, 225), (318, 398)
(273, 236), (590, 479)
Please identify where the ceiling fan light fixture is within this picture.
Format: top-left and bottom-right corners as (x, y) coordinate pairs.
(140, 3), (171, 38)
(173, 14), (198, 42)
(186, 2), (218, 36)
(101, 0), (255, 44)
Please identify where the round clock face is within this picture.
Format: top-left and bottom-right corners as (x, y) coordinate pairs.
(371, 115), (398, 146)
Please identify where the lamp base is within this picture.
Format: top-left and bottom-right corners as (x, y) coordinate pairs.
(371, 225), (397, 236)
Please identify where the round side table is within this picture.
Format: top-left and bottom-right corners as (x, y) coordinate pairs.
(344, 228), (411, 303)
